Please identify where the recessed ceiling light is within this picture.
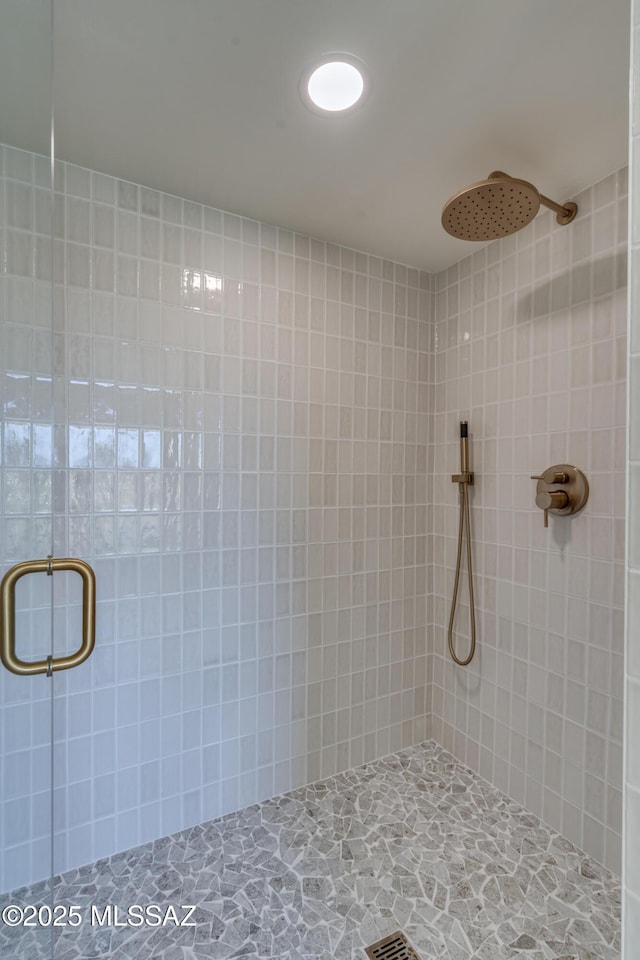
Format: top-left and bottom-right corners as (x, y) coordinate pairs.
(300, 54), (369, 115)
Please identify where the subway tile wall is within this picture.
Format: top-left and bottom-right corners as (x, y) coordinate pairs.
(0, 144), (431, 892)
(430, 171), (628, 874)
(625, 2), (640, 955)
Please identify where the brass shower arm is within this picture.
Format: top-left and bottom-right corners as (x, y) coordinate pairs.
(489, 171), (578, 225)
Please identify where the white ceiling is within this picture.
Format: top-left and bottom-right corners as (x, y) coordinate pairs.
(0, 0), (630, 272)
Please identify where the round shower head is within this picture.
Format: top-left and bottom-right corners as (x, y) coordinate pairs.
(441, 174), (541, 241)
(441, 171), (578, 241)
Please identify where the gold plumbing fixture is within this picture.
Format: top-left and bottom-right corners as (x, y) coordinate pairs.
(448, 421), (477, 666)
(0, 557), (96, 676)
(451, 419), (473, 485)
(530, 464), (589, 528)
(442, 171), (578, 241)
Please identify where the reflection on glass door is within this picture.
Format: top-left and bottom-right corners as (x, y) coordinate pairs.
(0, 3), (98, 958)
(0, 2), (56, 958)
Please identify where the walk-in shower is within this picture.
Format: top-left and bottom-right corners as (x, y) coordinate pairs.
(0, 1), (632, 958)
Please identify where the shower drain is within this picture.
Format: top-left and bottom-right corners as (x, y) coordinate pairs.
(364, 930), (421, 960)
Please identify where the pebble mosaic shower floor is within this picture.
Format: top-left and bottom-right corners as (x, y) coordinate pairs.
(1, 741), (620, 959)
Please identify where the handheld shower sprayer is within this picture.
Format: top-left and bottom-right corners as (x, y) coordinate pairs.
(448, 420), (477, 666)
(460, 419), (468, 469)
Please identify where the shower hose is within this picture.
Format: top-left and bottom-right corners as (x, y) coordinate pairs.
(447, 430), (476, 666)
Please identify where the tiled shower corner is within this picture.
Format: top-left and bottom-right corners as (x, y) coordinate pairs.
(431, 170), (627, 875)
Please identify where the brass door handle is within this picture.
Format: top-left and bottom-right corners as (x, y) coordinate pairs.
(0, 558), (96, 676)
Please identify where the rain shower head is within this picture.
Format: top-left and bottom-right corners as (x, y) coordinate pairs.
(441, 170), (577, 241)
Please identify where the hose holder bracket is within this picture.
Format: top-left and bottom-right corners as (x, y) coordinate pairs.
(451, 472), (474, 485)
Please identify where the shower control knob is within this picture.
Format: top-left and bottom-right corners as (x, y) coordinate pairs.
(530, 471), (568, 484)
(530, 463), (589, 529)
(535, 490), (569, 511)
(535, 490), (568, 529)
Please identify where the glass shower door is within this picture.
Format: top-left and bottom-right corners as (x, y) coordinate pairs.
(0, 2), (56, 958)
(1, 3), (98, 958)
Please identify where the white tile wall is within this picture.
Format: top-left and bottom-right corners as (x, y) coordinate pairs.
(430, 171), (628, 874)
(625, 2), (640, 955)
(0, 144), (431, 892)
